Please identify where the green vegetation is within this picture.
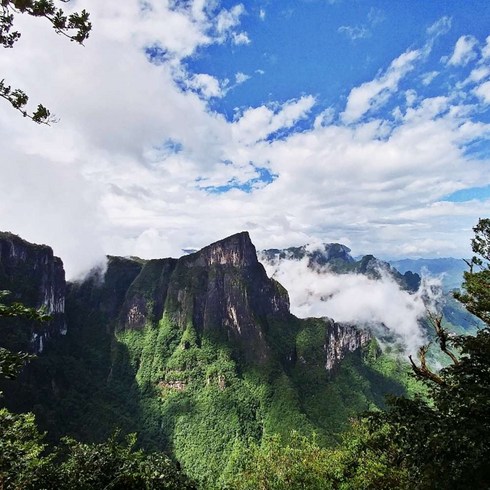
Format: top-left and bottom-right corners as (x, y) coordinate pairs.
(230, 220), (490, 489)
(0, 409), (196, 489)
(2, 221), (490, 488)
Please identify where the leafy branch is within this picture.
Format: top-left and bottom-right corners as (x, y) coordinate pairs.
(1, 0), (91, 124)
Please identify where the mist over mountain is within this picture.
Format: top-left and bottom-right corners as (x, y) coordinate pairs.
(259, 243), (442, 357)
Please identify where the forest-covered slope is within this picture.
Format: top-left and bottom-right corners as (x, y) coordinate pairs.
(0, 231), (417, 488)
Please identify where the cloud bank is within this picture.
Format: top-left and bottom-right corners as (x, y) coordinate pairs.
(261, 255), (443, 356)
(1, 4), (490, 279)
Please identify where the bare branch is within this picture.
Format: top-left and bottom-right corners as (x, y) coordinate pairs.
(409, 345), (446, 386)
(427, 310), (459, 366)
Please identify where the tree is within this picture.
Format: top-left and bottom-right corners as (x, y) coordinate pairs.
(1, 0), (91, 123)
(53, 433), (197, 490)
(0, 294), (196, 490)
(362, 218), (490, 489)
(0, 408), (54, 490)
(455, 218), (490, 324)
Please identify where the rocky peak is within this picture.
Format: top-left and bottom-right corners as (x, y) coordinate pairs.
(260, 242), (355, 268)
(114, 232), (290, 364)
(183, 232), (258, 268)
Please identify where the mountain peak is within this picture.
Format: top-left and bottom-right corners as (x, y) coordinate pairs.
(184, 231), (258, 267)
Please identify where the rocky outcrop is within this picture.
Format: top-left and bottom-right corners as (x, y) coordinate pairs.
(118, 232), (291, 364)
(323, 319), (371, 371)
(0, 230), (371, 369)
(0, 232), (66, 353)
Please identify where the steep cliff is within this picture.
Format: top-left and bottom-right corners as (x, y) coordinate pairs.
(0, 232), (66, 353)
(118, 232), (290, 365)
(323, 320), (371, 370)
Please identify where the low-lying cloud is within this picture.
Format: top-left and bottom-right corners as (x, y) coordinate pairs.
(260, 255), (443, 356)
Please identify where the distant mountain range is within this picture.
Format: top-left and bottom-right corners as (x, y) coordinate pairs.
(260, 243), (421, 291)
(388, 257), (468, 292)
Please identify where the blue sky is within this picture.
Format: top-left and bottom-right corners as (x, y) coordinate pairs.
(187, 1), (490, 121)
(1, 0), (490, 276)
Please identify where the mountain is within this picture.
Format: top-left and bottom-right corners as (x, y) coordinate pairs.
(0, 231), (415, 489)
(0, 232), (66, 353)
(389, 257), (468, 292)
(389, 257), (483, 335)
(261, 243), (421, 292)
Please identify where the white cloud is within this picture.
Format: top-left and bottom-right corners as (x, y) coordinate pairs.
(446, 35), (479, 66)
(466, 65), (490, 84)
(216, 4), (245, 35)
(1, 2), (489, 285)
(232, 32), (251, 45)
(187, 73), (225, 98)
(338, 25), (370, 41)
(421, 71), (438, 85)
(483, 35), (490, 59)
(235, 72), (250, 84)
(259, 9), (266, 21)
(338, 7), (384, 42)
(232, 96), (316, 145)
(260, 256), (441, 356)
(474, 81), (490, 104)
(341, 49), (421, 123)
(426, 16), (452, 39)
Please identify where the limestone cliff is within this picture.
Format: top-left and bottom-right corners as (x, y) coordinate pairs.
(0, 232), (66, 353)
(118, 232), (291, 364)
(323, 319), (371, 371)
(111, 232), (366, 369)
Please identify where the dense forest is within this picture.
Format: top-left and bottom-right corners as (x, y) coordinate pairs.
(1, 220), (490, 489)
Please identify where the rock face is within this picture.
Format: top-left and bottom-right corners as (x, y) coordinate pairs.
(0, 232), (66, 353)
(119, 232), (291, 363)
(323, 319), (371, 371)
(0, 230), (371, 371)
(112, 232), (367, 369)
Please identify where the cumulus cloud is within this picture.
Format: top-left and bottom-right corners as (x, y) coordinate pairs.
(446, 35), (479, 66)
(231, 96), (316, 145)
(261, 256), (443, 356)
(474, 81), (490, 104)
(235, 72), (251, 84)
(232, 32), (251, 45)
(186, 73), (225, 98)
(1, 4), (490, 283)
(341, 49), (422, 123)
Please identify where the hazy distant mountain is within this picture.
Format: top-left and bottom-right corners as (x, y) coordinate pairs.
(261, 243), (421, 292)
(389, 258), (467, 292)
